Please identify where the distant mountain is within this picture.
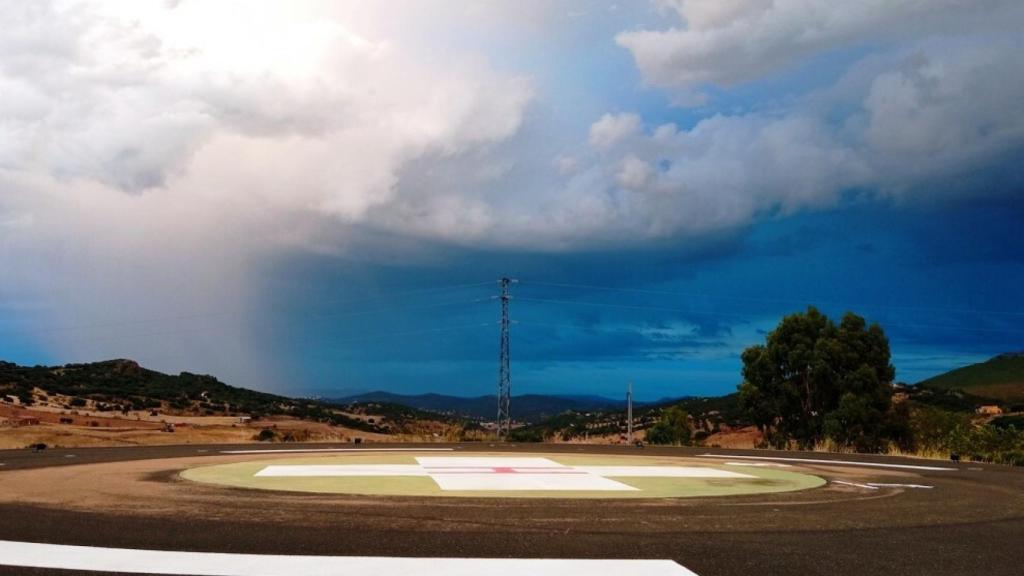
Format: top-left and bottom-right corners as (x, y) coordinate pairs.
(917, 353), (1024, 402)
(332, 391), (626, 423)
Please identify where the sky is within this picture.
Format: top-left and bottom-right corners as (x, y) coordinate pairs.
(1, 0), (1022, 401)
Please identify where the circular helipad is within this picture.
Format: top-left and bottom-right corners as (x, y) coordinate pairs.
(181, 451), (824, 498)
(5, 444), (1024, 576)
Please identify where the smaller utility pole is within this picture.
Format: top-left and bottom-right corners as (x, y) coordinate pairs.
(627, 381), (634, 445)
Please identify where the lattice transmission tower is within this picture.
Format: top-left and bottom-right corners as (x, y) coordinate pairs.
(496, 277), (514, 438)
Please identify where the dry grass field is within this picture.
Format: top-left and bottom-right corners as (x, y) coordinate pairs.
(0, 402), (398, 449)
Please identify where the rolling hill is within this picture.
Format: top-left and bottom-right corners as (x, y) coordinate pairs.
(0, 359), (449, 434)
(916, 353), (1024, 403)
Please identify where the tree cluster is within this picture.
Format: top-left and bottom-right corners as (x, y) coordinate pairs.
(738, 307), (900, 451)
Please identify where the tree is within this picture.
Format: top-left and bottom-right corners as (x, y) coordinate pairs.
(646, 406), (692, 445)
(823, 391), (887, 452)
(909, 406), (972, 452)
(738, 307), (896, 449)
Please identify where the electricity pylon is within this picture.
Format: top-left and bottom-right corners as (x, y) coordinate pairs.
(496, 277), (513, 438)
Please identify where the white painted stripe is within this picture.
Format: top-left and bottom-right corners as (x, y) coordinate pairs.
(866, 483), (934, 489)
(700, 454), (956, 471)
(0, 540), (696, 575)
(220, 448), (455, 454)
(416, 456), (561, 468)
(261, 457), (734, 490)
(431, 473), (640, 491)
(256, 465), (428, 477)
(721, 461), (791, 468)
(425, 467), (585, 474)
(576, 466), (754, 478)
(831, 480), (879, 490)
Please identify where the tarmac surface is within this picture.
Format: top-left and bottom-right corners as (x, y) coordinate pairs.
(1, 443), (1022, 576)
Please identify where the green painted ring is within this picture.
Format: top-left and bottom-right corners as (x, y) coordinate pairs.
(181, 452), (825, 499)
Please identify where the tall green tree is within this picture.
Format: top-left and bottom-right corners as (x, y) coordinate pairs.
(738, 307), (895, 449)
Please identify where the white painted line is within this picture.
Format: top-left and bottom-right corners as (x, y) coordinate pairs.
(866, 483), (934, 489)
(721, 461), (791, 468)
(418, 457), (754, 489)
(0, 540), (697, 575)
(220, 447), (456, 454)
(416, 456), (560, 468)
(253, 458), (758, 490)
(576, 466), (754, 478)
(257, 465), (428, 477)
(431, 473), (640, 491)
(424, 467), (587, 474)
(700, 454), (956, 471)
(831, 480), (879, 490)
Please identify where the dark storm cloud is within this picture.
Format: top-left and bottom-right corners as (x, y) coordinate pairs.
(2, 1), (1022, 397)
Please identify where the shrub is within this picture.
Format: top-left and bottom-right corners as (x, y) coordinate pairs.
(991, 415), (1024, 431)
(507, 428), (544, 442)
(646, 406), (693, 446)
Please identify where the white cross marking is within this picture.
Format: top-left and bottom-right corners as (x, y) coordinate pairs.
(255, 457), (754, 491)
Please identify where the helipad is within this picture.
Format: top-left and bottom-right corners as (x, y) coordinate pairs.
(182, 452), (825, 498)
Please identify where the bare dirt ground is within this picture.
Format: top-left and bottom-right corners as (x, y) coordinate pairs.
(704, 425), (762, 448)
(0, 423), (255, 449)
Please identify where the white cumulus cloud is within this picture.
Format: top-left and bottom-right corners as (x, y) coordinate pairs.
(618, 0), (1024, 95)
(0, 0), (533, 384)
(1, 0), (1022, 387)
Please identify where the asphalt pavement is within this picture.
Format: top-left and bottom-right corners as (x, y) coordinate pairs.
(0, 443), (1021, 576)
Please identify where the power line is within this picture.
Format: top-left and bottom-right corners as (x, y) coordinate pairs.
(2, 280), (496, 337)
(103, 323), (502, 367)
(518, 280), (1024, 318)
(7, 298), (493, 347)
(515, 296), (1024, 335)
(514, 296), (751, 319)
(317, 322), (497, 348)
(505, 305), (1017, 366)
(294, 298), (492, 326)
